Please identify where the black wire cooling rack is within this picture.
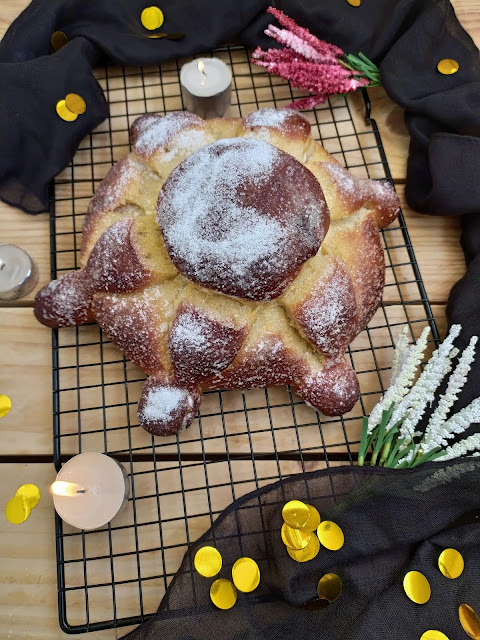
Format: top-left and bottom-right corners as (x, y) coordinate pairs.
(49, 45), (439, 633)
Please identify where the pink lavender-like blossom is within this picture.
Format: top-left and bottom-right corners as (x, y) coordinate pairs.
(252, 6), (370, 109)
(267, 7), (344, 58)
(264, 25), (336, 64)
(251, 46), (308, 65)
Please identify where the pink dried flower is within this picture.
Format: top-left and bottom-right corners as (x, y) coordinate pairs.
(267, 7), (344, 58)
(252, 6), (375, 109)
(264, 25), (336, 64)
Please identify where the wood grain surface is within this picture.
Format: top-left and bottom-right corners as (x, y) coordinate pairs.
(0, 0), (475, 638)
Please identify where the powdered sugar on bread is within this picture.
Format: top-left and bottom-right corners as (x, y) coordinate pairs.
(157, 138), (328, 300)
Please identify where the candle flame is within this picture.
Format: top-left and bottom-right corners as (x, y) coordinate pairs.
(50, 481), (86, 496)
(197, 60), (205, 74)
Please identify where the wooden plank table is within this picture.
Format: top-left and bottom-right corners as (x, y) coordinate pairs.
(0, 1), (476, 637)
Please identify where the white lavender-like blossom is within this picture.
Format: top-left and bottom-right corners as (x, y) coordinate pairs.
(391, 325), (461, 444)
(359, 324), (480, 468)
(441, 398), (480, 437)
(440, 432), (480, 461)
(367, 327), (430, 433)
(420, 335), (478, 453)
(389, 327), (410, 384)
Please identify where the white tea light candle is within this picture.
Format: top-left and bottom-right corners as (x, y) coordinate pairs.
(180, 57), (232, 119)
(52, 452), (130, 530)
(0, 244), (38, 300)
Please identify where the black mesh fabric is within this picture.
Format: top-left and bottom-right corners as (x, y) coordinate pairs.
(122, 460), (480, 640)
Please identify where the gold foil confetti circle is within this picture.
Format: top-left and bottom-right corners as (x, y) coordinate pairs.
(300, 505), (321, 532)
(56, 99), (78, 122)
(459, 604), (480, 640)
(210, 578), (237, 610)
(317, 573), (343, 604)
(347, 0), (362, 6)
(438, 548), (464, 579)
(0, 394), (12, 418)
(5, 495), (31, 524)
(282, 500), (310, 529)
(65, 93), (87, 115)
(281, 523), (312, 550)
(437, 58), (459, 75)
(141, 6), (164, 30)
(287, 532), (320, 562)
(51, 31), (68, 51)
(317, 521), (344, 551)
(232, 557), (260, 593)
(420, 631), (449, 640)
(194, 546), (222, 577)
(403, 571), (431, 605)
(16, 484), (41, 509)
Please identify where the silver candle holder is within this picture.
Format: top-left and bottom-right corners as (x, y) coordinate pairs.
(180, 58), (232, 119)
(0, 244), (38, 301)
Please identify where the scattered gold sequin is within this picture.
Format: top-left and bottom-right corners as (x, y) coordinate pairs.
(194, 546), (222, 577)
(438, 548), (464, 579)
(317, 521), (344, 551)
(287, 532), (320, 562)
(65, 93), (87, 115)
(420, 631), (449, 640)
(141, 6), (164, 30)
(5, 495), (31, 524)
(282, 500), (310, 529)
(299, 505), (321, 532)
(16, 484), (41, 509)
(347, 0), (362, 6)
(281, 523), (312, 550)
(51, 31), (68, 52)
(317, 573), (343, 604)
(232, 557), (260, 593)
(147, 32), (184, 40)
(56, 99), (78, 122)
(403, 571), (431, 605)
(459, 604), (480, 640)
(437, 58), (459, 75)
(210, 578), (237, 610)
(0, 395), (12, 418)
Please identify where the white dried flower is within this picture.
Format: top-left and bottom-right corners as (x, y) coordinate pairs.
(392, 325), (461, 444)
(440, 432), (480, 461)
(440, 398), (480, 437)
(390, 327), (409, 384)
(367, 327), (430, 433)
(421, 335), (478, 453)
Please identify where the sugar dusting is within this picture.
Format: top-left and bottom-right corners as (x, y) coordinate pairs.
(87, 220), (151, 293)
(297, 261), (356, 358)
(93, 286), (169, 374)
(157, 138), (325, 300)
(133, 112), (205, 157)
(89, 155), (146, 214)
(140, 385), (190, 423)
(169, 305), (244, 380)
(34, 272), (91, 327)
(245, 109), (309, 130)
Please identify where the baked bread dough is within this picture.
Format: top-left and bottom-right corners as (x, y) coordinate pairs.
(34, 108), (400, 436)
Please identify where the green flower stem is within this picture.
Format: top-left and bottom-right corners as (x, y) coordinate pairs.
(358, 416), (370, 466)
(379, 440), (392, 466)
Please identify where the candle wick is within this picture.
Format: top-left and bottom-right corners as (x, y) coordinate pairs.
(76, 489), (86, 494)
(0, 259), (5, 270)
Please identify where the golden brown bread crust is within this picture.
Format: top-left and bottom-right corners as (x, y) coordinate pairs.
(34, 108), (400, 436)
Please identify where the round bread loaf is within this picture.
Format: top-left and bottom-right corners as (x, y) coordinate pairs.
(34, 108), (400, 436)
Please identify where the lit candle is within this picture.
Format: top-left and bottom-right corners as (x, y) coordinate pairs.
(180, 57), (232, 119)
(0, 244), (38, 300)
(51, 453), (130, 530)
